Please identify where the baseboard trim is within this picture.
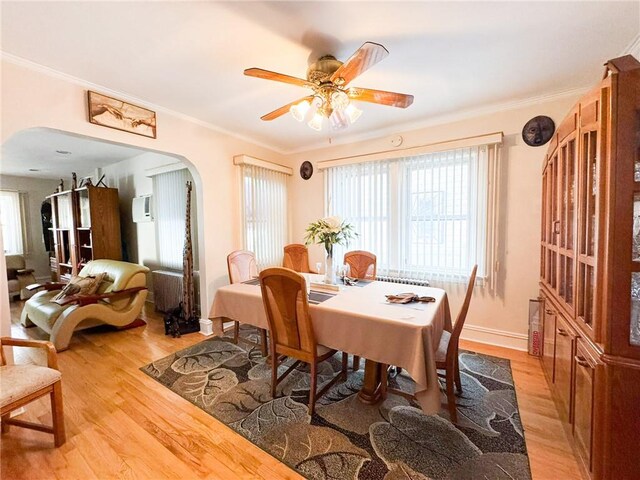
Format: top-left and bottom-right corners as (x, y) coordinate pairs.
(461, 324), (529, 352)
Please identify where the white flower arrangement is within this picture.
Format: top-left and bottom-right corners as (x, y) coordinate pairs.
(304, 215), (357, 255)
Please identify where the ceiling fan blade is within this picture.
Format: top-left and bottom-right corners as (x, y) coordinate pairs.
(260, 96), (315, 121)
(348, 87), (414, 108)
(330, 42), (389, 86)
(244, 68), (315, 89)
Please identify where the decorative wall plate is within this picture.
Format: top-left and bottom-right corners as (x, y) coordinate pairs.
(522, 115), (555, 146)
(300, 161), (313, 180)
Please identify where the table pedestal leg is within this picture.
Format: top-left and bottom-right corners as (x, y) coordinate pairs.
(358, 359), (383, 404)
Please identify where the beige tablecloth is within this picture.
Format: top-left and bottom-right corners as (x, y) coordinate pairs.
(209, 277), (452, 414)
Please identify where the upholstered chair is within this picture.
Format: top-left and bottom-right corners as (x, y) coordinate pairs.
(259, 267), (348, 415)
(1, 337), (65, 447)
(6, 254), (37, 300)
(283, 244), (317, 273)
(20, 260), (149, 351)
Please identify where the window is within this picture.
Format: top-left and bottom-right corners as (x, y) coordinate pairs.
(325, 142), (500, 284)
(153, 168), (195, 270)
(0, 190), (24, 255)
(241, 164), (288, 270)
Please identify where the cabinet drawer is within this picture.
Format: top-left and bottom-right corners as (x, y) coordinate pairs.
(573, 339), (599, 475)
(554, 315), (576, 423)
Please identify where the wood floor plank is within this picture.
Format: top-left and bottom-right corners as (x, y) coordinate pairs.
(2, 302), (582, 479)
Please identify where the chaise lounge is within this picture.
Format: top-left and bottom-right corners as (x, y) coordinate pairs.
(21, 260), (149, 351)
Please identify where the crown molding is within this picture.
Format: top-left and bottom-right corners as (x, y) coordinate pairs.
(0, 51), (289, 155)
(622, 32), (640, 58)
(3, 51), (589, 157)
(284, 85), (589, 156)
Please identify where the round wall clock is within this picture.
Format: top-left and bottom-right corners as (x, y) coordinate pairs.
(300, 161), (313, 180)
(522, 115), (555, 147)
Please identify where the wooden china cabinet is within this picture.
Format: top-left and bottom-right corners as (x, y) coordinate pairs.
(539, 55), (640, 480)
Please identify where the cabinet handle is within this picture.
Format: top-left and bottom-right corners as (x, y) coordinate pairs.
(545, 309), (555, 315)
(575, 355), (593, 369)
(553, 221), (561, 234)
(557, 328), (569, 337)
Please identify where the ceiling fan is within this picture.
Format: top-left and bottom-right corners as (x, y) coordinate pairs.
(244, 41), (414, 131)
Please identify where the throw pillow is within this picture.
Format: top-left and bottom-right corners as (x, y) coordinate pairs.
(51, 273), (105, 305)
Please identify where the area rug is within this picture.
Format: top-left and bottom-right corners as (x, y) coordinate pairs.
(141, 331), (531, 480)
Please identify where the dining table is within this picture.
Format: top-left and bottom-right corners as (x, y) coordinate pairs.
(208, 274), (452, 414)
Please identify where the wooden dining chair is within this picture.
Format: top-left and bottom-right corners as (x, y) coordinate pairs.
(344, 250), (377, 280)
(436, 264), (478, 423)
(259, 267), (348, 415)
(381, 265), (477, 424)
(227, 250), (268, 356)
(1, 337), (65, 447)
(283, 244), (317, 273)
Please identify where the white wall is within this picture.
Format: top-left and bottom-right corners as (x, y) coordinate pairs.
(101, 152), (200, 304)
(0, 174), (60, 279)
(1, 58), (286, 328)
(283, 94), (582, 350)
(102, 152), (170, 267)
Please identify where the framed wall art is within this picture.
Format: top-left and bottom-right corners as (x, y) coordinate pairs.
(87, 90), (157, 138)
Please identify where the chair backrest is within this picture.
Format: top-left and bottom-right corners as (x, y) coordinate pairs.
(344, 250), (377, 280)
(79, 259), (149, 293)
(448, 265), (478, 359)
(259, 267), (317, 360)
(5, 254), (26, 270)
(227, 250), (258, 284)
(283, 244), (312, 273)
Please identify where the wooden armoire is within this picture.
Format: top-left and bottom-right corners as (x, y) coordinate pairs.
(48, 185), (122, 281)
(539, 55), (640, 480)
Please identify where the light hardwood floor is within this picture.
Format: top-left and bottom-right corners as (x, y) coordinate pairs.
(2, 301), (582, 480)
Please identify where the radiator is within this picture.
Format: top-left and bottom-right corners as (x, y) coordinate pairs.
(152, 270), (200, 315)
(375, 275), (431, 287)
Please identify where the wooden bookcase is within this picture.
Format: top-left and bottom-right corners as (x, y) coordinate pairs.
(48, 185), (122, 281)
(539, 55), (640, 480)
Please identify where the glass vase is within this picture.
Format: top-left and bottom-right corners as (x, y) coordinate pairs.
(324, 249), (335, 284)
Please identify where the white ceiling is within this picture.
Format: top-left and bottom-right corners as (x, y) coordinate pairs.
(0, 128), (148, 179)
(1, 2), (638, 153)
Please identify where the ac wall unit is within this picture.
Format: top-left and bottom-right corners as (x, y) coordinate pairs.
(132, 195), (153, 223)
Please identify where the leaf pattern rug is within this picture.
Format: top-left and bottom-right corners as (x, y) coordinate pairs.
(141, 331), (531, 480)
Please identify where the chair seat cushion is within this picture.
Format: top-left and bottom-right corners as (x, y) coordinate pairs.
(25, 291), (67, 329)
(436, 330), (452, 363)
(317, 344), (334, 357)
(0, 365), (61, 409)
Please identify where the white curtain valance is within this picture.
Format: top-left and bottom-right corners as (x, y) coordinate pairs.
(233, 155), (293, 176)
(317, 132), (503, 170)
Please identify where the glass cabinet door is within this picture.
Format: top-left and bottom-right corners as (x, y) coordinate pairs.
(576, 124), (599, 338)
(558, 137), (576, 310)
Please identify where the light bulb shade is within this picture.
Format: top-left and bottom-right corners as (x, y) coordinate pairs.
(308, 112), (324, 131)
(329, 110), (348, 130)
(330, 90), (349, 111)
(344, 104), (363, 124)
(290, 100), (310, 122)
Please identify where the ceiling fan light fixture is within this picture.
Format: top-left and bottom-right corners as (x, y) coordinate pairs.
(330, 90), (349, 111)
(308, 111), (324, 131)
(344, 103), (363, 124)
(290, 99), (310, 122)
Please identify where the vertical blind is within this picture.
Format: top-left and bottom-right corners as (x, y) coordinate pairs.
(325, 144), (500, 286)
(0, 190), (24, 255)
(241, 164), (288, 270)
(153, 168), (193, 270)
